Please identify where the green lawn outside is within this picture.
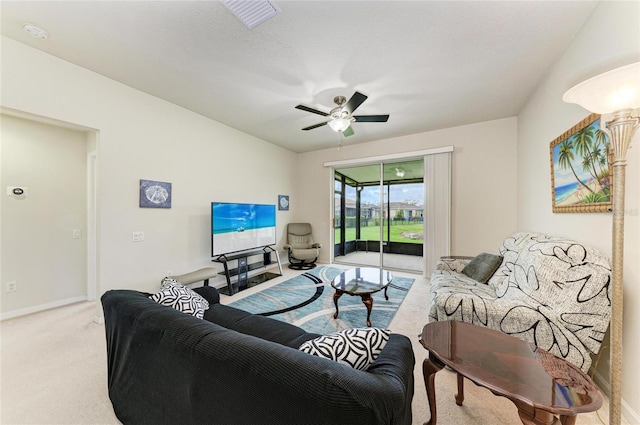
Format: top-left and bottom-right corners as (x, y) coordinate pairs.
(335, 222), (423, 244)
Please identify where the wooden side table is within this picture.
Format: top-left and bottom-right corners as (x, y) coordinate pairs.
(419, 321), (603, 425)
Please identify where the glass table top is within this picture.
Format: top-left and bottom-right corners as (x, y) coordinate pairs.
(330, 267), (393, 295)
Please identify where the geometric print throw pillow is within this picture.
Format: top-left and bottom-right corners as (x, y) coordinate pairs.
(159, 277), (182, 290)
(150, 278), (210, 319)
(299, 328), (390, 371)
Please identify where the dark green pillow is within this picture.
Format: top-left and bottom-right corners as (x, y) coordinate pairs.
(461, 253), (503, 284)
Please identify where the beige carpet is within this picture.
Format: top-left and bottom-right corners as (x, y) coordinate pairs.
(0, 267), (624, 425)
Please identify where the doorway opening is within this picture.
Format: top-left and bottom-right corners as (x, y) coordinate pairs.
(0, 109), (99, 320)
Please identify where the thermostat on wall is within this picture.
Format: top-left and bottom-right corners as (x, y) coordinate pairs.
(7, 186), (28, 197)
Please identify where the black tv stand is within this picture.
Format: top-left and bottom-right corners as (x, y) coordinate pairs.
(212, 246), (282, 295)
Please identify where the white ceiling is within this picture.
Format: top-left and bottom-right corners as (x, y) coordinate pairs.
(0, 1), (597, 153)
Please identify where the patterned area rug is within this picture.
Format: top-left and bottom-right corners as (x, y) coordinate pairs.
(227, 266), (414, 334)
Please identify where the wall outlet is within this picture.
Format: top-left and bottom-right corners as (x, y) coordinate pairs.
(132, 231), (145, 242)
(6, 281), (17, 292)
(73, 229), (82, 239)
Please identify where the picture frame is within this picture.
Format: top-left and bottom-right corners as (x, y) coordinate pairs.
(550, 113), (612, 213)
(278, 195), (289, 211)
(139, 179), (172, 208)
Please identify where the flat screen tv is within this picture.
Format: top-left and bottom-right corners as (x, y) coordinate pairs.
(211, 202), (276, 256)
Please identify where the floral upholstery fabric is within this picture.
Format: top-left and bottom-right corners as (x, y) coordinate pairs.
(429, 232), (611, 372)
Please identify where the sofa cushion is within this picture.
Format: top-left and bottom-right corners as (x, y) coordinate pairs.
(290, 234), (312, 249)
(299, 328), (390, 371)
(499, 235), (611, 353)
(150, 280), (209, 319)
(428, 270), (500, 324)
(486, 232), (537, 290)
(192, 285), (221, 306)
(203, 303), (320, 348)
(461, 253), (503, 284)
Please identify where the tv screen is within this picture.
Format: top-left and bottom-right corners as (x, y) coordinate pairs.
(211, 202), (276, 256)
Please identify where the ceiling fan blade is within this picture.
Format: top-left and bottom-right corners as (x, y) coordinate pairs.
(353, 115), (389, 122)
(301, 122), (328, 131)
(295, 104), (329, 117)
(343, 91), (368, 115)
(342, 126), (355, 137)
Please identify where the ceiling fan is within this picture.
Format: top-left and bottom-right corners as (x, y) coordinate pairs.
(295, 91), (389, 137)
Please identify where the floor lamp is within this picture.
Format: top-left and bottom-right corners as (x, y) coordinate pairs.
(563, 61), (640, 425)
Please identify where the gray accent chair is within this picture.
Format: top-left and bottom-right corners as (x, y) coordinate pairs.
(283, 223), (322, 270)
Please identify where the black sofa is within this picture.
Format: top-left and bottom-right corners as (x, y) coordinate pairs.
(101, 286), (415, 425)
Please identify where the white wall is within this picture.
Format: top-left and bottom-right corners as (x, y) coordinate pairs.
(0, 36), (298, 313)
(1, 115), (88, 313)
(517, 1), (640, 421)
(295, 117), (519, 264)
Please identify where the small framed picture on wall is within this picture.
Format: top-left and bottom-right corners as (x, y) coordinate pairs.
(139, 179), (172, 208)
(278, 195), (289, 211)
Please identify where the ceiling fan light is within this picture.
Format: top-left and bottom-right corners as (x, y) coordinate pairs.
(328, 118), (351, 133)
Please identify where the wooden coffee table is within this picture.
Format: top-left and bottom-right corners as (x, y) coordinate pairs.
(331, 267), (392, 327)
(419, 321), (603, 425)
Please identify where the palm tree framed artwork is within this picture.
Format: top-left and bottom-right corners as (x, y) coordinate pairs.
(550, 113), (612, 213)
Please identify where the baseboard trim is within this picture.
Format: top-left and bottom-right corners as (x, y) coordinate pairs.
(0, 296), (87, 321)
(593, 369), (610, 396)
(622, 398), (640, 424)
(593, 370), (640, 424)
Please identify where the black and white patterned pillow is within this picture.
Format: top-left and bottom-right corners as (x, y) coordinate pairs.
(150, 279), (209, 319)
(160, 277), (182, 289)
(299, 328), (390, 370)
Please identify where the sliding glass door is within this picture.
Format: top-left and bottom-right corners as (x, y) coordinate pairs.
(381, 162), (424, 272)
(334, 164), (382, 268)
(333, 159), (424, 273)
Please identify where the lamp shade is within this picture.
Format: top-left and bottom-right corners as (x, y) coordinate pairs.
(328, 118), (351, 133)
(563, 62), (640, 114)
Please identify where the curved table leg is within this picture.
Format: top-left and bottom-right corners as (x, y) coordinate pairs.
(422, 356), (444, 425)
(361, 294), (373, 327)
(333, 290), (344, 319)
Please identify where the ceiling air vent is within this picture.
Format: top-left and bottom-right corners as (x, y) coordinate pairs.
(221, 0), (281, 30)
